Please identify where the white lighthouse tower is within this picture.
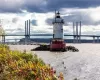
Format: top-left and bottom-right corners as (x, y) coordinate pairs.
(50, 11), (66, 51)
(53, 11), (64, 39)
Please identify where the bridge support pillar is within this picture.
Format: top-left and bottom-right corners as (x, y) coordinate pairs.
(79, 36), (81, 43)
(74, 36), (80, 43)
(24, 39), (25, 45)
(73, 36), (76, 43)
(75, 36), (78, 43)
(76, 35), (78, 43)
(97, 37), (99, 43)
(93, 36), (95, 43)
(25, 36), (27, 45)
(15, 39), (17, 45)
(25, 20), (31, 45)
(77, 36), (81, 43)
(25, 35), (30, 45)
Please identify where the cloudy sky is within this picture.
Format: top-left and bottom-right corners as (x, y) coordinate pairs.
(1, 0), (100, 39)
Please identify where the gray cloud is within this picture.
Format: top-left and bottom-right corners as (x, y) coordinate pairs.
(63, 11), (100, 26)
(45, 18), (69, 26)
(0, 0), (47, 13)
(17, 28), (23, 31)
(0, 0), (23, 13)
(47, 0), (100, 11)
(46, 11), (100, 26)
(0, 0), (100, 13)
(12, 18), (18, 23)
(23, 0), (47, 12)
(45, 18), (53, 25)
(5, 28), (23, 32)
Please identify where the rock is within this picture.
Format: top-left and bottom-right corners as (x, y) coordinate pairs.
(31, 44), (50, 51)
(31, 44), (79, 52)
(66, 46), (79, 52)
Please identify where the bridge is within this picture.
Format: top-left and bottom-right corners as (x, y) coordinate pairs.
(1, 34), (100, 37)
(0, 34), (100, 44)
(0, 20), (100, 44)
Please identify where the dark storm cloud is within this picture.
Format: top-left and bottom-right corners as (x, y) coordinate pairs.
(46, 0), (100, 11)
(46, 11), (100, 26)
(21, 0), (48, 13)
(0, 0), (23, 13)
(0, 0), (47, 13)
(0, 0), (100, 13)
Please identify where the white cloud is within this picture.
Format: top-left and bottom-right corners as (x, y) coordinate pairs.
(89, 7), (100, 21)
(1, 6), (100, 40)
(0, 12), (54, 36)
(60, 7), (100, 34)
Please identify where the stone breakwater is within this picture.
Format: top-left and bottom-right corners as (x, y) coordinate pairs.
(31, 44), (79, 52)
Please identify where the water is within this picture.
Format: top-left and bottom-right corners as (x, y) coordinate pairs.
(9, 44), (100, 80)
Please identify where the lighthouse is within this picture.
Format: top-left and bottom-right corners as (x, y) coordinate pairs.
(50, 11), (66, 51)
(53, 11), (64, 39)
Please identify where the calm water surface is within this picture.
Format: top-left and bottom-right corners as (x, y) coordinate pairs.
(9, 44), (100, 80)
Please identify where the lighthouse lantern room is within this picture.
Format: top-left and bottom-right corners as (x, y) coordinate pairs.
(50, 11), (66, 51)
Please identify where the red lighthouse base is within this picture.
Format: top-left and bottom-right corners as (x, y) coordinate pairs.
(50, 39), (66, 51)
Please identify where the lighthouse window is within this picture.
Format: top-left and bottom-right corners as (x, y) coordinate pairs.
(56, 16), (60, 18)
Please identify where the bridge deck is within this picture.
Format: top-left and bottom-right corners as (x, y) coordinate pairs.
(0, 34), (100, 37)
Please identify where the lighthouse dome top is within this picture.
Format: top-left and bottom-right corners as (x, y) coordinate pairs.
(56, 11), (60, 18)
(52, 11), (64, 24)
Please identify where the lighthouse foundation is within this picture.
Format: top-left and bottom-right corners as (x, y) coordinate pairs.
(50, 39), (66, 51)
